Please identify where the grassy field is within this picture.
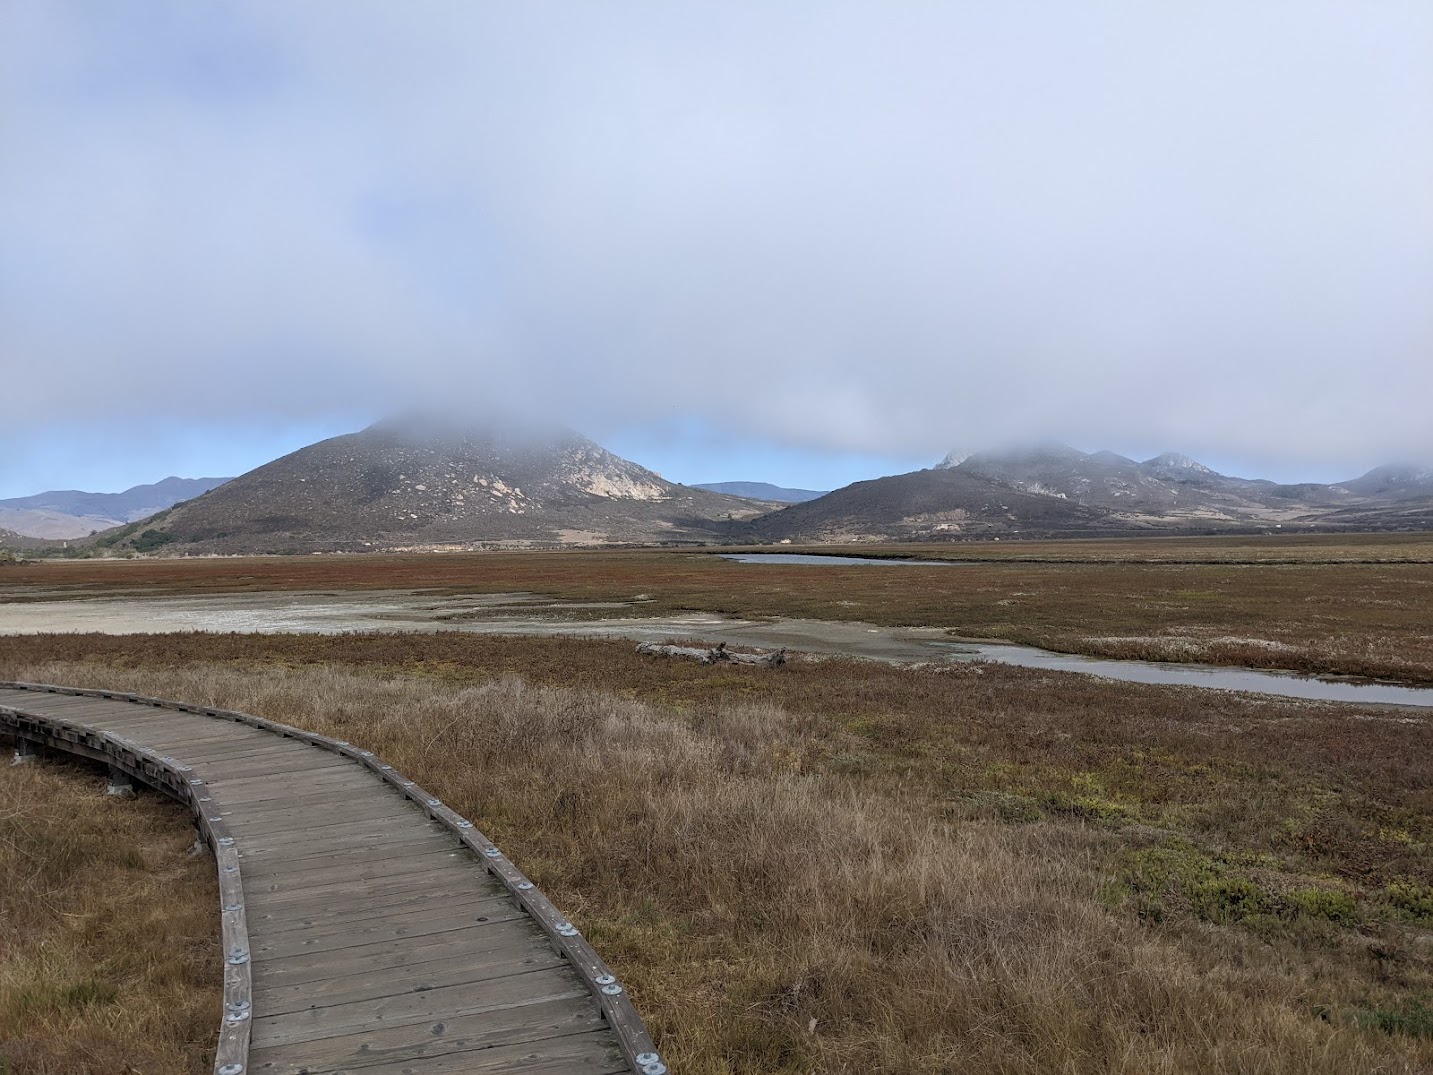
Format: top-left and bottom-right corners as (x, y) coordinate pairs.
(0, 744), (220, 1075)
(5, 533), (1433, 683)
(2, 632), (1430, 1073)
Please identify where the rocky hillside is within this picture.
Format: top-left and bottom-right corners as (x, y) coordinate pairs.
(742, 445), (1433, 542)
(1336, 465), (1433, 500)
(102, 418), (769, 553)
(741, 466), (1113, 542)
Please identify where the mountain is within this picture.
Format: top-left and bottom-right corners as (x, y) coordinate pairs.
(694, 481), (828, 504)
(1335, 464), (1433, 500)
(741, 466), (1113, 542)
(742, 445), (1433, 542)
(98, 418), (769, 554)
(0, 476), (231, 539)
(950, 445), (1433, 525)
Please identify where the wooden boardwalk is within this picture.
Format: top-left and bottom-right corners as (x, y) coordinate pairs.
(0, 683), (665, 1075)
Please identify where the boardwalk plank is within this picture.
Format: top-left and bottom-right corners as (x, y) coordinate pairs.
(250, 927), (556, 990)
(207, 765), (379, 792)
(251, 964), (588, 1046)
(251, 904), (533, 962)
(209, 777), (384, 809)
(246, 995), (604, 1074)
(324, 1030), (629, 1075)
(243, 858), (491, 904)
(248, 886), (512, 934)
(237, 841), (465, 887)
(237, 822), (453, 862)
(228, 804), (428, 840)
(255, 944), (568, 1014)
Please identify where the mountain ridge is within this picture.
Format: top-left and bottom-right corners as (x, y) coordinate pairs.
(0, 476), (231, 539)
(96, 419), (769, 554)
(740, 444), (1433, 543)
(30, 430), (1433, 554)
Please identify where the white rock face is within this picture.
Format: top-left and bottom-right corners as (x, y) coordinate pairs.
(566, 466), (669, 500)
(558, 447), (671, 500)
(935, 450), (971, 469)
(1146, 452), (1214, 474)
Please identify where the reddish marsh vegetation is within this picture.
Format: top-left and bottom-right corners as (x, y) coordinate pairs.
(3, 632), (1430, 1073)
(8, 534), (1433, 683)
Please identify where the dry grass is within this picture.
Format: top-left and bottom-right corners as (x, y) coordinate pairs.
(7, 535), (1433, 683)
(3, 635), (1430, 1073)
(0, 746), (220, 1075)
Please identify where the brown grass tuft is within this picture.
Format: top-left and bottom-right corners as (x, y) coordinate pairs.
(0, 747), (220, 1074)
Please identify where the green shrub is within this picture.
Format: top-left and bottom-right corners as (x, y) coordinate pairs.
(1042, 792), (1131, 822)
(1384, 881), (1433, 922)
(132, 529), (176, 552)
(1191, 877), (1276, 923)
(1357, 999), (1433, 1040)
(1287, 887), (1358, 924)
(957, 791), (1043, 824)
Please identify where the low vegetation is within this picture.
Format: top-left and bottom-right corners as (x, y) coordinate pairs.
(0, 745), (220, 1074)
(5, 534), (1432, 683)
(3, 632), (1430, 1072)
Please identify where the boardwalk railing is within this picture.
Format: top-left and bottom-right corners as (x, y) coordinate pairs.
(1, 681), (667, 1075)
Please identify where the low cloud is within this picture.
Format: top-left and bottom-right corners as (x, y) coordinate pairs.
(2, 1), (1430, 483)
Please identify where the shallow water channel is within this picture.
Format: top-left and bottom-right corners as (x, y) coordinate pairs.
(1, 588), (1429, 708)
(720, 553), (970, 567)
(934, 643), (1433, 708)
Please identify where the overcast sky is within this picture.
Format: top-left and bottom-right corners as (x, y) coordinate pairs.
(2, 2), (1430, 497)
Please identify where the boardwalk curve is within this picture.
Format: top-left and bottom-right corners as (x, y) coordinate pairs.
(0, 682), (665, 1075)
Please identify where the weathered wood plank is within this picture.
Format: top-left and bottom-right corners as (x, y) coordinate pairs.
(208, 775), (382, 809)
(251, 904), (534, 962)
(226, 803), (424, 840)
(254, 942), (568, 1014)
(253, 1026), (627, 1075)
(237, 841), (465, 887)
(250, 964), (590, 1047)
(250, 926), (555, 990)
(247, 884), (509, 934)
(230, 810), (442, 849)
(236, 823), (454, 865)
(195, 753), (358, 780)
(246, 994), (605, 1074)
(241, 859), (491, 907)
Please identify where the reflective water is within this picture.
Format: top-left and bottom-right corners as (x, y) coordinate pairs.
(937, 643), (1433, 708)
(721, 553), (966, 567)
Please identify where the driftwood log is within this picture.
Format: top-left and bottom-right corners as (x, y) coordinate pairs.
(636, 640), (787, 667)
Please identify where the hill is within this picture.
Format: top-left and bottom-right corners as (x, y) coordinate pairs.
(742, 445), (1433, 542)
(694, 481), (827, 503)
(740, 466), (1115, 542)
(0, 476), (230, 539)
(0, 526), (44, 557)
(98, 418), (769, 554)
